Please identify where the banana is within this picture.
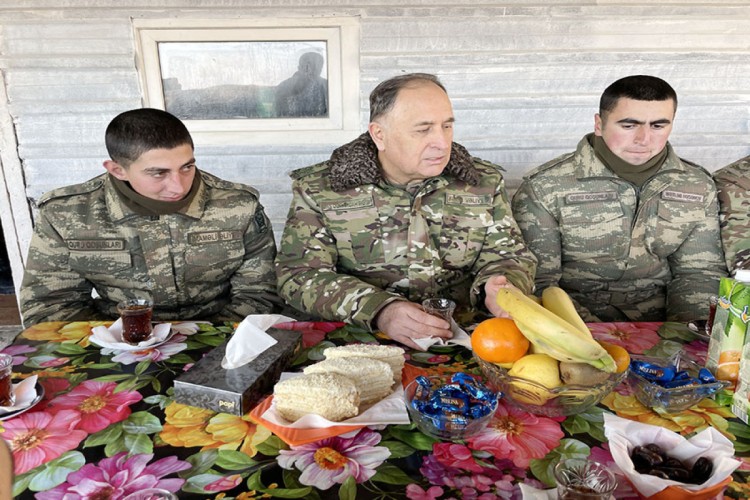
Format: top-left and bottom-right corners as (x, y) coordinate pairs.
(496, 287), (616, 373)
(541, 286), (592, 339)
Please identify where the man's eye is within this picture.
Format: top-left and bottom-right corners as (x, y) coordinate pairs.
(443, 123), (453, 130)
(182, 164), (196, 172)
(417, 128), (430, 134)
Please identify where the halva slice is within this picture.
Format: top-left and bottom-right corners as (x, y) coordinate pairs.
(323, 344), (405, 383)
(304, 357), (393, 404)
(273, 372), (359, 422)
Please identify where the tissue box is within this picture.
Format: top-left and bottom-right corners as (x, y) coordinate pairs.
(173, 328), (302, 416)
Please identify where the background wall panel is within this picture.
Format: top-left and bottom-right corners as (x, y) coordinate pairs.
(1, 1), (749, 294)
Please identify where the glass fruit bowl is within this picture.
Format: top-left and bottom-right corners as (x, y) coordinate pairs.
(628, 351), (730, 413)
(475, 355), (627, 417)
(404, 375), (499, 441)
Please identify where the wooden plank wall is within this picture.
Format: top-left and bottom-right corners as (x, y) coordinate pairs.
(1, 1), (750, 291)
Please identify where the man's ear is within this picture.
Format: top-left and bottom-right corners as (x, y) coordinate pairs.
(103, 160), (129, 180)
(368, 121), (386, 151)
(594, 113), (604, 137)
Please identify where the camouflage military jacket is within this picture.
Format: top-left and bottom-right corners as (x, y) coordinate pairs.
(512, 135), (727, 322)
(20, 172), (280, 326)
(275, 133), (536, 330)
(714, 156), (750, 273)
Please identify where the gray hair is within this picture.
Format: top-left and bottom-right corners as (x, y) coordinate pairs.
(369, 73), (447, 122)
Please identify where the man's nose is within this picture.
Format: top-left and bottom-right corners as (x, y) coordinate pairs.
(431, 128), (452, 149)
(635, 126), (650, 144)
(166, 173), (184, 193)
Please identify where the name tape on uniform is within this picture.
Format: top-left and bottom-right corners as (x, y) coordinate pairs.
(188, 231), (243, 245)
(565, 191), (618, 204)
(66, 239), (125, 251)
(661, 190), (705, 203)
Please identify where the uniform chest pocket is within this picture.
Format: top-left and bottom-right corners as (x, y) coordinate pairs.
(647, 201), (704, 257)
(68, 251), (135, 284)
(184, 240), (246, 282)
(440, 209), (493, 269)
(325, 207), (385, 269)
(559, 201), (628, 260)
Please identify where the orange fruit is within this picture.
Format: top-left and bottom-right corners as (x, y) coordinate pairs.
(597, 340), (631, 373)
(718, 350), (741, 386)
(471, 318), (530, 364)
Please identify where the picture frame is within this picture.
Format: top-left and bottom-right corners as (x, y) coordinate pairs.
(133, 18), (361, 145)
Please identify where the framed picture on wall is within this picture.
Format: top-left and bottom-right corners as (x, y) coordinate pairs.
(133, 18), (360, 145)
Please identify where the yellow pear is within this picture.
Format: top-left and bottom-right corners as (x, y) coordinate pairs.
(507, 353), (561, 405)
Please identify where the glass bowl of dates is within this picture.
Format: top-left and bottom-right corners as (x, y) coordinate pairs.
(627, 351), (729, 413)
(404, 373), (499, 441)
(476, 355), (627, 417)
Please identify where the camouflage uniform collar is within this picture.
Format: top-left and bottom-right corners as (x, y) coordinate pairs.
(105, 173), (207, 221)
(575, 134), (684, 180)
(328, 133), (479, 192)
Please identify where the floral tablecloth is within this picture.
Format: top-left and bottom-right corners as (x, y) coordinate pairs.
(1, 319), (750, 499)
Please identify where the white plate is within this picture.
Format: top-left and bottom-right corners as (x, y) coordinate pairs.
(686, 320), (711, 342)
(90, 320), (173, 352)
(0, 376), (44, 420)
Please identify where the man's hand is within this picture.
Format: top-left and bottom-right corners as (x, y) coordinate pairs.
(484, 275), (521, 318)
(375, 301), (453, 351)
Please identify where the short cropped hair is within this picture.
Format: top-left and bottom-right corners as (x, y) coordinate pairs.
(369, 73), (447, 122)
(105, 108), (194, 167)
(599, 75), (678, 116)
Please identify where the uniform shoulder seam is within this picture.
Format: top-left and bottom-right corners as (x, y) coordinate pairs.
(524, 151), (575, 178)
(290, 161), (329, 180)
(37, 176), (105, 206)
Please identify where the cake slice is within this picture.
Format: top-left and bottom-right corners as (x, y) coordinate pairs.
(304, 357), (393, 404)
(273, 373), (359, 422)
(323, 344), (405, 383)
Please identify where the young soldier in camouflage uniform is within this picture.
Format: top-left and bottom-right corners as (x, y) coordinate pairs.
(715, 155), (750, 273)
(275, 74), (536, 350)
(21, 108), (280, 326)
(512, 75), (726, 322)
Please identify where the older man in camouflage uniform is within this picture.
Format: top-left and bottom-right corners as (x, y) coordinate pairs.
(275, 73), (536, 350)
(21, 108), (279, 326)
(715, 155), (750, 273)
(512, 75), (726, 322)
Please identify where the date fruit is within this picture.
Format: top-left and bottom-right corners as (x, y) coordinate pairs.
(630, 443), (714, 484)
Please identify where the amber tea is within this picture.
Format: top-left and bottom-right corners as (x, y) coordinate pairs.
(0, 353), (14, 406)
(117, 299), (154, 344)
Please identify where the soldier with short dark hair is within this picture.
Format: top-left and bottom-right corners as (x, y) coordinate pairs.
(20, 108), (280, 326)
(275, 73), (537, 350)
(715, 155), (750, 273)
(512, 75), (727, 322)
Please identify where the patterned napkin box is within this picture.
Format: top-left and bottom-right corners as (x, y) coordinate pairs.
(173, 328), (302, 416)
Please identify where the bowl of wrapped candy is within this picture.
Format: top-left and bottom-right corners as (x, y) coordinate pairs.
(628, 350), (730, 413)
(404, 373), (499, 441)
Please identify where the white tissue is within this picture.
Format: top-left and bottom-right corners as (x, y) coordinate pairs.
(604, 413), (741, 497)
(413, 320), (472, 350)
(221, 314), (295, 369)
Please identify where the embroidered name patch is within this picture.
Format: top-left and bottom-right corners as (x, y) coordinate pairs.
(320, 197), (374, 211)
(188, 231), (242, 245)
(661, 190), (705, 203)
(445, 194), (493, 205)
(565, 191), (618, 204)
(66, 239), (125, 251)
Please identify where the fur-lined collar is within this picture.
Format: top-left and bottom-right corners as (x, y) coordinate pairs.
(328, 133), (480, 192)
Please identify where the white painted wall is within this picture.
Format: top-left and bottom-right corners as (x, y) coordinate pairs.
(2, 1), (750, 301)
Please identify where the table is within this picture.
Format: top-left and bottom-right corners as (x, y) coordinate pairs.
(1, 319), (749, 499)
